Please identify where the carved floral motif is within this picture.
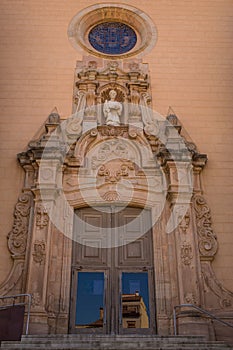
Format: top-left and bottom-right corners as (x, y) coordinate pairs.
(36, 204), (49, 229)
(107, 61), (118, 71)
(33, 240), (46, 264)
(7, 192), (32, 257)
(193, 194), (218, 258)
(181, 243), (193, 265)
(88, 61), (97, 69)
(129, 62), (139, 71)
(31, 292), (41, 307)
(185, 292), (197, 304)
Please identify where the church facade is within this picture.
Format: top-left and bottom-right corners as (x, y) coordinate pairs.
(0, 0), (233, 343)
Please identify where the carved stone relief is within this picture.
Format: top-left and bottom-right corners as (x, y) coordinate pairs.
(185, 292), (197, 305)
(201, 261), (233, 309)
(178, 211), (190, 234)
(193, 194), (218, 259)
(8, 191), (32, 257)
(73, 59), (153, 131)
(31, 292), (41, 307)
(97, 162), (135, 184)
(180, 243), (193, 265)
(36, 204), (49, 229)
(101, 190), (119, 202)
(32, 240), (46, 265)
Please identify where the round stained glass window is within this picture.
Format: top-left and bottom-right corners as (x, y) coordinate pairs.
(88, 22), (137, 55)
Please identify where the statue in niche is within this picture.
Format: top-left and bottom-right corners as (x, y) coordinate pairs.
(103, 90), (122, 126)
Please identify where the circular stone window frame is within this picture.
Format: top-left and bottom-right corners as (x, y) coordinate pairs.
(68, 3), (157, 59)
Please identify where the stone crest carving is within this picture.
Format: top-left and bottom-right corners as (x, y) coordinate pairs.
(97, 162), (135, 184)
(193, 194), (218, 259)
(8, 192), (32, 257)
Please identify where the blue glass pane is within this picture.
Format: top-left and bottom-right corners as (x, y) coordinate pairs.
(88, 22), (137, 55)
(75, 272), (104, 327)
(122, 272), (150, 328)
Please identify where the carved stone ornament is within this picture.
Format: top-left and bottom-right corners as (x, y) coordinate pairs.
(98, 125), (130, 138)
(33, 240), (46, 264)
(193, 194), (218, 259)
(185, 292), (197, 305)
(141, 92), (159, 136)
(65, 113), (83, 143)
(7, 192), (32, 257)
(97, 162), (135, 184)
(91, 139), (129, 170)
(36, 204), (49, 229)
(31, 292), (41, 307)
(178, 212), (190, 234)
(181, 243), (193, 265)
(101, 190), (119, 202)
(201, 261), (233, 309)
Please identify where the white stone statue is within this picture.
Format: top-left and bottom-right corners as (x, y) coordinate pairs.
(103, 90), (122, 126)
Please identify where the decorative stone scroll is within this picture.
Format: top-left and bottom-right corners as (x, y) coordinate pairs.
(193, 194), (218, 259)
(8, 191), (33, 257)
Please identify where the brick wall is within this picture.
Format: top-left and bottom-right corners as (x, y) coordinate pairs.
(0, 0), (232, 290)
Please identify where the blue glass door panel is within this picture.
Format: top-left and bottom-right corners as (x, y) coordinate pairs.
(121, 272), (150, 329)
(75, 272), (105, 328)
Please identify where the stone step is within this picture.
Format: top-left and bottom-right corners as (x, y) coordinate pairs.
(1, 335), (232, 350)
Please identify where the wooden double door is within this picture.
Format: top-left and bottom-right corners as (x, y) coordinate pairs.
(69, 206), (156, 334)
